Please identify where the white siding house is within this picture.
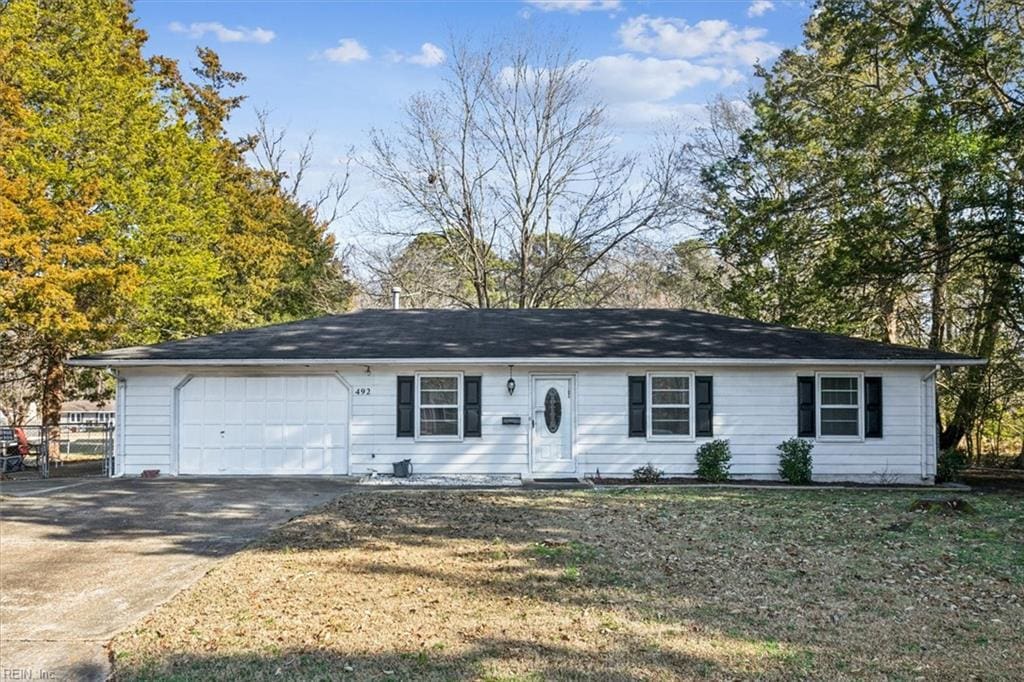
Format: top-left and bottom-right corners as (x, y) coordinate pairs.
(72, 309), (977, 484)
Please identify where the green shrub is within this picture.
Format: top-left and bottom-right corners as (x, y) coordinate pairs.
(777, 438), (814, 484)
(695, 439), (732, 482)
(632, 462), (663, 483)
(937, 449), (968, 483)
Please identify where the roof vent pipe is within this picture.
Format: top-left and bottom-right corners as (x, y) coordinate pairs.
(391, 287), (402, 310)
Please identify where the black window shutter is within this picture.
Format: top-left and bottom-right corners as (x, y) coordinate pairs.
(464, 376), (482, 437)
(695, 376), (714, 437)
(865, 377), (883, 438)
(628, 376), (646, 437)
(396, 376), (415, 437)
(797, 376), (816, 437)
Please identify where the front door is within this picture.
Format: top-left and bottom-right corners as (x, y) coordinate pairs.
(531, 376), (575, 476)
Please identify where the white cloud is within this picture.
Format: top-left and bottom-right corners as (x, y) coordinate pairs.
(604, 101), (706, 128)
(582, 54), (728, 103)
(321, 38), (370, 63)
(608, 98), (752, 129)
(747, 1), (776, 17)
(524, 0), (621, 13)
(618, 15), (780, 66)
(401, 42), (446, 67)
(169, 21), (275, 44)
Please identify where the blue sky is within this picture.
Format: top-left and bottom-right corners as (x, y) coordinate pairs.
(133, 0), (812, 243)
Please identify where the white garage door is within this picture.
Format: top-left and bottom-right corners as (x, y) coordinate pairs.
(178, 375), (348, 475)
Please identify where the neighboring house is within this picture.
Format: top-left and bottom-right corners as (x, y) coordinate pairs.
(70, 308), (981, 484)
(61, 400), (116, 427)
(0, 401), (38, 427)
(0, 402), (115, 428)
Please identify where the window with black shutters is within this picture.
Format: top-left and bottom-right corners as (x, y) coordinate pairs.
(416, 373), (462, 438)
(694, 376), (713, 437)
(647, 373), (694, 439)
(628, 376), (646, 437)
(864, 377), (882, 438)
(463, 376), (482, 438)
(797, 376), (816, 438)
(396, 376), (415, 437)
(817, 374), (863, 440)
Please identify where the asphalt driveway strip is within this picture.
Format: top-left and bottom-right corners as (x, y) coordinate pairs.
(0, 476), (355, 681)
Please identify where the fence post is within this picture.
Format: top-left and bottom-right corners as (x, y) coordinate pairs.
(105, 423), (115, 477)
(39, 424), (49, 479)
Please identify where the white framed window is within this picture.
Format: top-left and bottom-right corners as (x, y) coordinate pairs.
(647, 372), (694, 440)
(415, 372), (463, 440)
(817, 373), (863, 440)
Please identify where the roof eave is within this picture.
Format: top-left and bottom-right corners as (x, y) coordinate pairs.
(68, 356), (986, 368)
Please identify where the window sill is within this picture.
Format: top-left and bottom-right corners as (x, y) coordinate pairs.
(815, 436), (865, 443)
(414, 435), (464, 443)
(646, 435), (695, 443)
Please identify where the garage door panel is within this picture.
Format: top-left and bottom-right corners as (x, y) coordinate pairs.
(251, 400), (271, 422)
(223, 447), (244, 471)
(205, 377), (226, 399)
(265, 402), (284, 424)
(181, 400), (203, 425)
(180, 447), (202, 472)
(244, 378), (265, 399)
(201, 424), (221, 444)
(306, 401), (326, 422)
(224, 401), (244, 425)
(307, 376), (327, 398)
(285, 447), (304, 470)
(204, 400), (223, 423)
(178, 375), (348, 475)
(284, 376), (305, 399)
(264, 447), (284, 470)
(305, 448), (325, 471)
(264, 376), (284, 396)
(285, 401), (305, 423)
(264, 424), (284, 446)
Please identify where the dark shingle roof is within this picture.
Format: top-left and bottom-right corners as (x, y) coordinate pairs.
(71, 308), (980, 365)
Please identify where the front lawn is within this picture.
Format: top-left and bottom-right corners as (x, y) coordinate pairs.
(113, 488), (1024, 680)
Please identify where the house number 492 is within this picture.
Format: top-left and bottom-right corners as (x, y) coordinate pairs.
(354, 387), (372, 396)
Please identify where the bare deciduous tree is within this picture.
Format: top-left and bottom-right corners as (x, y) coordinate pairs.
(251, 107), (355, 227)
(365, 39), (685, 308)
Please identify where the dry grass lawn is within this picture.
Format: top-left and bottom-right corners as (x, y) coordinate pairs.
(112, 488), (1024, 680)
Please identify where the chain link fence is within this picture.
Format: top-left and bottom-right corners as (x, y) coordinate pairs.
(1, 422), (115, 479)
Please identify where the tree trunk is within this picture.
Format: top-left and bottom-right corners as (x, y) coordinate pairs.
(516, 232), (530, 309)
(939, 262), (1013, 450)
(929, 188), (951, 351)
(41, 344), (66, 462)
(878, 290), (898, 344)
(940, 180), (1020, 450)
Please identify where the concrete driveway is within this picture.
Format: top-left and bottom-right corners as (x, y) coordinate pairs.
(0, 477), (353, 681)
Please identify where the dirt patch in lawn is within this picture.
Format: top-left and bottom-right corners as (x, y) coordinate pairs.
(963, 467), (1024, 492)
(112, 489), (1024, 680)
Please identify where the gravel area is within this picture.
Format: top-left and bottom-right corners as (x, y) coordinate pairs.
(357, 473), (522, 487)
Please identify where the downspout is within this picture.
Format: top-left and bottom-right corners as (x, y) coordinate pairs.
(921, 365), (941, 480)
(107, 367), (124, 478)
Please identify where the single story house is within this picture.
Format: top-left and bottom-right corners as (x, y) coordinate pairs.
(70, 308), (981, 484)
(62, 400), (116, 426)
(0, 401), (114, 428)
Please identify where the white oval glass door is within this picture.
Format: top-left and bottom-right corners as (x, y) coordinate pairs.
(531, 376), (574, 475)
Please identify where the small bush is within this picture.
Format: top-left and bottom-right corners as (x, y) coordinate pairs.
(695, 439), (732, 482)
(777, 438), (814, 485)
(632, 462), (664, 483)
(937, 449), (968, 483)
